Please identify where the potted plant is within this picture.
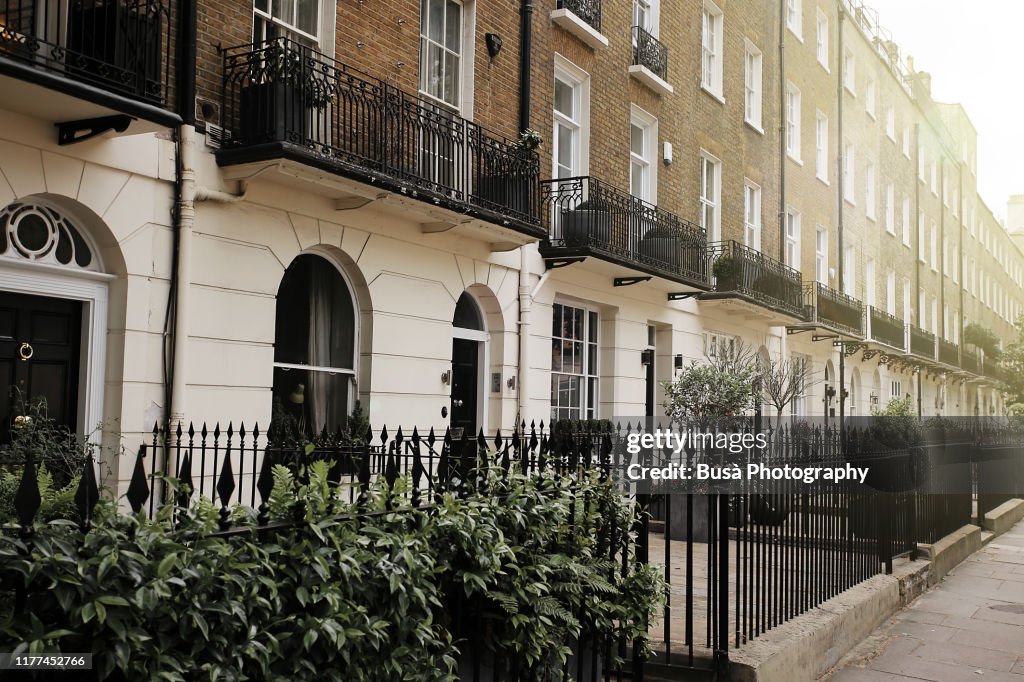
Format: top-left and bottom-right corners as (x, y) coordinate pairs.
(240, 41), (335, 144)
(712, 253), (740, 290)
(477, 129), (540, 217)
(561, 196), (613, 247)
(638, 226), (687, 271)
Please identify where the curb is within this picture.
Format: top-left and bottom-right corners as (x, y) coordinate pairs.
(726, 505), (1023, 682)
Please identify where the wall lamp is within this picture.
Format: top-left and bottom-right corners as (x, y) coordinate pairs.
(485, 33), (503, 58)
(640, 349), (654, 367)
(441, 370), (451, 386)
(674, 354), (684, 370)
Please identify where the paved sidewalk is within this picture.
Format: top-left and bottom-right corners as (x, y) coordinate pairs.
(824, 519), (1024, 681)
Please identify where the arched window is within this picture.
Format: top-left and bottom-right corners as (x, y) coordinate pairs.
(0, 201), (97, 271)
(272, 254), (356, 438)
(453, 291), (483, 331)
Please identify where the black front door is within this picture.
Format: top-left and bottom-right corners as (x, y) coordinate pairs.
(0, 292), (82, 444)
(450, 338), (479, 438)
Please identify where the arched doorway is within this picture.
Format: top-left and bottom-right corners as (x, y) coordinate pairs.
(849, 367), (861, 417)
(451, 292), (487, 437)
(272, 253), (357, 438)
(0, 199), (110, 444)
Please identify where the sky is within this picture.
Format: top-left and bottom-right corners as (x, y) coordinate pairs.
(867, 0), (1024, 220)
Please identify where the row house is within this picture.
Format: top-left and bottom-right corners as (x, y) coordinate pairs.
(0, 0), (1020, 490)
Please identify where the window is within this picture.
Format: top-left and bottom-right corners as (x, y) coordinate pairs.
(918, 289), (926, 327)
(902, 126), (911, 157)
(885, 107), (895, 140)
(843, 51), (855, 93)
(816, 9), (828, 68)
(633, 0), (653, 31)
(917, 211), (926, 262)
(744, 41), (763, 128)
(885, 271), (896, 313)
(890, 380), (902, 400)
(815, 226), (828, 284)
(885, 183), (895, 234)
(700, 153), (721, 241)
(254, 0), (320, 43)
(744, 180), (761, 250)
(843, 143), (855, 203)
(702, 2), (724, 97)
(551, 303), (598, 421)
(273, 254), (357, 438)
(843, 247), (855, 295)
(553, 64), (585, 179)
(815, 111), (828, 180)
(705, 332), (737, 359)
(901, 196), (911, 246)
(785, 208), (800, 269)
(866, 258), (876, 307)
(865, 162), (876, 220)
(865, 78), (875, 118)
(930, 221), (938, 271)
(630, 108), (656, 202)
(786, 0), (801, 38)
(786, 83), (801, 160)
(419, 0), (463, 108)
(930, 161), (937, 195)
(791, 354), (809, 416)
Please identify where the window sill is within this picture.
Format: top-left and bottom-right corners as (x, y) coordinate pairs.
(844, 196), (856, 207)
(818, 61), (830, 73)
(816, 175), (829, 186)
(550, 9), (609, 50)
(787, 152), (803, 166)
(866, 214), (877, 223)
(844, 85), (856, 97)
(788, 27), (803, 42)
(630, 65), (673, 96)
(867, 111), (876, 121)
(885, 228), (897, 237)
(744, 120), (764, 135)
(701, 85), (725, 105)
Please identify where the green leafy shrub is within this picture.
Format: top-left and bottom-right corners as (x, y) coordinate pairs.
(0, 457), (664, 680)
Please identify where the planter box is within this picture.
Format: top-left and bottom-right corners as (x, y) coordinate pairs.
(240, 81), (308, 144)
(561, 208), (612, 247)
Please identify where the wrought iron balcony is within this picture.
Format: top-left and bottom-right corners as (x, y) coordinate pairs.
(800, 282), (864, 337)
(703, 241), (805, 319)
(556, 0), (601, 32)
(961, 347), (982, 374)
(220, 39), (542, 236)
(938, 338), (959, 367)
(632, 26), (668, 81)
(982, 358), (1007, 383)
(539, 176), (708, 288)
(909, 325), (936, 361)
(866, 306), (906, 351)
(0, 0), (171, 106)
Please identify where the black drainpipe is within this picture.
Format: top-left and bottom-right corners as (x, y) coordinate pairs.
(518, 0), (534, 133)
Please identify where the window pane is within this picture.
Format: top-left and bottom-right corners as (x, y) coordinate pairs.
(556, 123), (573, 171)
(588, 311), (598, 342)
(445, 0), (461, 51)
(443, 51), (460, 104)
(551, 338), (562, 372)
(630, 123), (645, 156)
(554, 78), (574, 118)
(297, 0), (317, 35)
(272, 368), (351, 439)
(631, 162), (644, 198)
(428, 0), (445, 43)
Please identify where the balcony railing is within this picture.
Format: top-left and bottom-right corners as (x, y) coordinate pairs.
(705, 241), (805, 319)
(962, 347), (981, 374)
(556, 0), (602, 31)
(0, 0), (172, 106)
(632, 26), (668, 81)
(909, 325), (936, 361)
(802, 282), (864, 337)
(938, 338), (959, 367)
(866, 306), (906, 351)
(221, 39), (541, 234)
(983, 359), (1007, 383)
(540, 176), (708, 287)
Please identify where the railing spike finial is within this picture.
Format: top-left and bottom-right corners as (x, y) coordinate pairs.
(13, 453), (41, 533)
(126, 444), (150, 515)
(74, 452), (100, 531)
(215, 449), (236, 530)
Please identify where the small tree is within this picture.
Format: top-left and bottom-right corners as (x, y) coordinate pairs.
(760, 355), (821, 426)
(661, 340), (759, 427)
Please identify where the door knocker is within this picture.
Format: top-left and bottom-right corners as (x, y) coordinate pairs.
(18, 342), (33, 361)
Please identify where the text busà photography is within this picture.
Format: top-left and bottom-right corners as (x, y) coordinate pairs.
(2, 0), (1024, 680)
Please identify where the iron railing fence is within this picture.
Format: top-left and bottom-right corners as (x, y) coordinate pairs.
(961, 347), (982, 374)
(866, 306), (906, 351)
(909, 325), (936, 361)
(0, 0), (173, 106)
(221, 38), (541, 232)
(556, 0), (602, 31)
(706, 241), (805, 319)
(803, 282), (865, 336)
(938, 338), (959, 367)
(632, 25), (668, 80)
(541, 176), (709, 287)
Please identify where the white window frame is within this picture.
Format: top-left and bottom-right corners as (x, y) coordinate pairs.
(885, 107), (895, 140)
(744, 40), (763, 130)
(785, 207), (801, 269)
(552, 56), (590, 180)
(885, 183), (895, 234)
(843, 247), (855, 296)
(843, 50), (855, 94)
(902, 125), (911, 157)
(815, 226), (828, 284)
(550, 301), (600, 421)
(885, 271), (896, 313)
(902, 196), (911, 246)
(787, 0), (802, 39)
(865, 161), (876, 220)
(843, 143), (855, 204)
(815, 111), (828, 181)
(786, 82), (801, 161)
(702, 1), (724, 98)
(744, 179), (762, 251)
(865, 78), (876, 118)
(930, 221), (938, 271)
(418, 0), (468, 111)
(629, 106), (658, 203)
(700, 152), (722, 242)
(254, 0), (322, 44)
(816, 9), (828, 69)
